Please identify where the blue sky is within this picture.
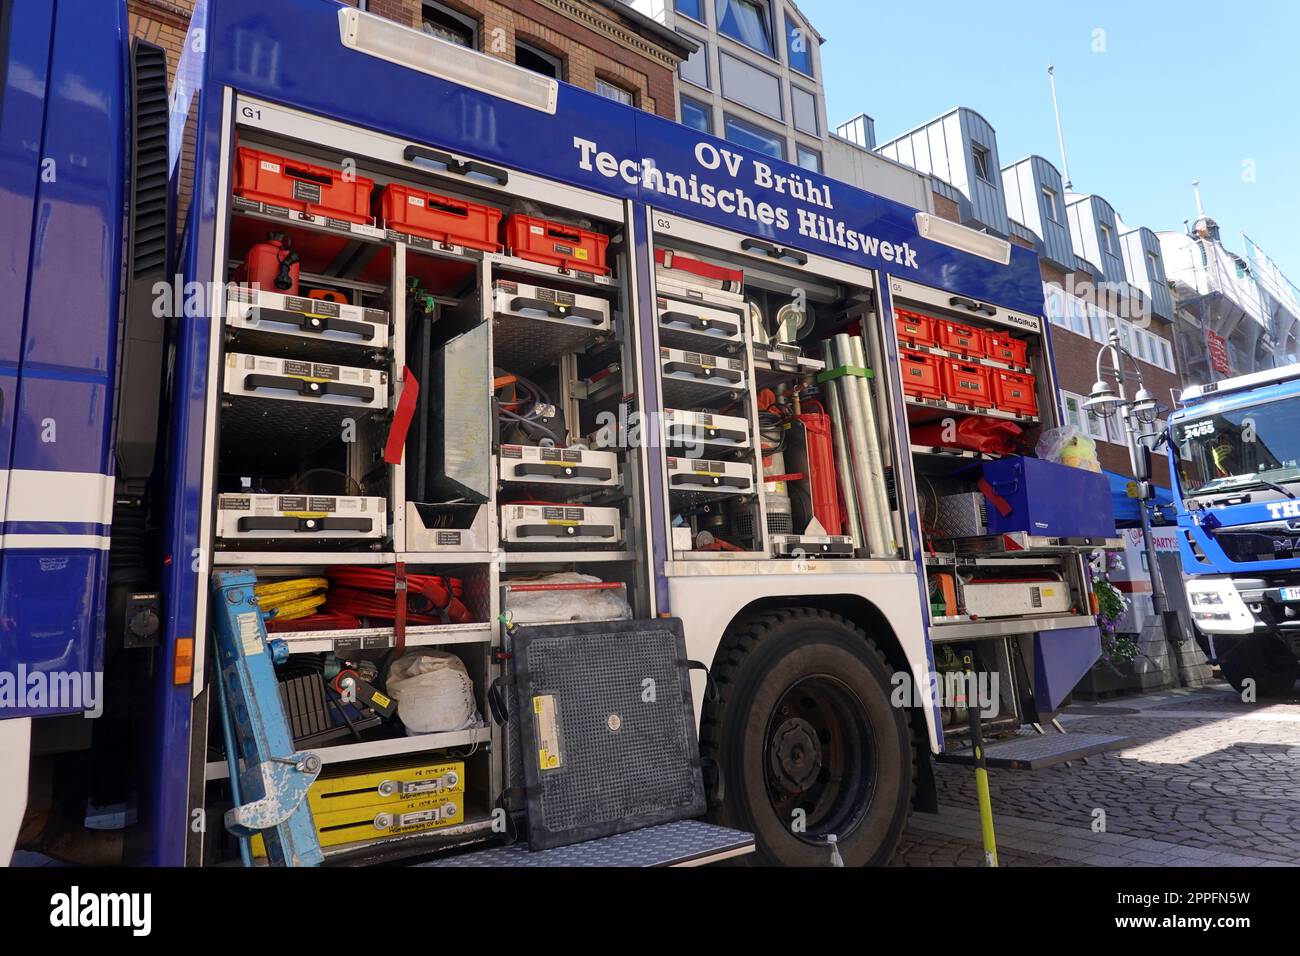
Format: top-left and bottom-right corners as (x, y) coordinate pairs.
(800, 0), (1300, 281)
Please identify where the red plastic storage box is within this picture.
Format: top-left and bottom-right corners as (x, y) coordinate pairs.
(380, 184), (502, 252)
(940, 360), (993, 409)
(983, 329), (1029, 367)
(991, 369), (1039, 416)
(504, 215), (610, 275)
(895, 309), (938, 349)
(900, 351), (944, 402)
(936, 319), (983, 357)
(235, 148), (374, 224)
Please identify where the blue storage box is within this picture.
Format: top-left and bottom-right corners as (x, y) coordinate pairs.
(979, 457), (1116, 539)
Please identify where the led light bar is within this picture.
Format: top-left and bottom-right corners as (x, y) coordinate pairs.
(915, 212), (1012, 265)
(338, 7), (558, 115)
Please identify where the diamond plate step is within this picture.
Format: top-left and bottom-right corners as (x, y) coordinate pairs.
(936, 732), (1130, 770)
(419, 820), (755, 867)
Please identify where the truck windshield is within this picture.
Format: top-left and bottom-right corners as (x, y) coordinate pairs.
(1174, 398), (1300, 494)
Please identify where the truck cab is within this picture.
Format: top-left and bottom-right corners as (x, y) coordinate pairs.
(1171, 364), (1300, 696)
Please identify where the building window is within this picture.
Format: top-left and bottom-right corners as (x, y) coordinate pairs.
(680, 96), (712, 133)
(1135, 328), (1150, 363)
(791, 86), (818, 135)
(515, 40), (563, 80)
(724, 113), (784, 160)
(1099, 222), (1114, 255)
(1068, 296), (1088, 337)
(1087, 303), (1106, 342)
(1060, 391), (1086, 432)
(971, 143), (993, 183)
(796, 144), (821, 172)
(422, 1), (477, 47)
(716, 0), (774, 57)
(678, 34), (709, 89)
(1148, 251), (1160, 279)
(1044, 284), (1068, 327)
(719, 52), (782, 119)
(1084, 406), (1109, 444)
(1042, 186), (1060, 223)
(595, 77), (634, 106)
(786, 13), (813, 76)
(675, 0), (705, 21)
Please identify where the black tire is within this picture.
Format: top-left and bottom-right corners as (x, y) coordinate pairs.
(1220, 635), (1299, 698)
(700, 608), (914, 866)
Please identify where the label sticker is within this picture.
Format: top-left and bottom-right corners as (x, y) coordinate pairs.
(292, 180), (322, 205)
(533, 694), (562, 771)
(237, 612), (263, 657)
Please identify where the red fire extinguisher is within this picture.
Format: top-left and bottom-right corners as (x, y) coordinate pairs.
(235, 232), (300, 295)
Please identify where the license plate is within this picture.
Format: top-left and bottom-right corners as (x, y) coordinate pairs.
(1281, 587), (1300, 602)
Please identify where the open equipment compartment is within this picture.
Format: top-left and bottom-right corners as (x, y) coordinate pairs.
(193, 93), (661, 866)
(648, 214), (902, 563)
(892, 275), (1118, 747)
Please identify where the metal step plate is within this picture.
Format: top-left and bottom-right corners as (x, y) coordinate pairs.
(936, 732), (1129, 770)
(419, 820), (754, 867)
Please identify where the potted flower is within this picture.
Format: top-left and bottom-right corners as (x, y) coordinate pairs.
(1074, 556), (1146, 698)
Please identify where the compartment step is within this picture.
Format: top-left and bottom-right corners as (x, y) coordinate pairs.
(418, 820), (754, 867)
(937, 731), (1129, 770)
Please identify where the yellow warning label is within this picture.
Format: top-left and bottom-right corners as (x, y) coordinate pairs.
(575, 249), (589, 260)
(533, 694), (562, 771)
(371, 691), (391, 709)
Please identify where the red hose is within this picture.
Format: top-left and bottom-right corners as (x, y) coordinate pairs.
(325, 567), (472, 625)
(265, 611), (363, 633)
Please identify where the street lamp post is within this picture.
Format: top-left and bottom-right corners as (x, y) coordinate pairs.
(1084, 329), (1165, 617)
(1085, 330), (1211, 688)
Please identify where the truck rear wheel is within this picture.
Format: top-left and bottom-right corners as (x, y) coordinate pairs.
(1220, 635), (1299, 698)
(701, 608), (914, 866)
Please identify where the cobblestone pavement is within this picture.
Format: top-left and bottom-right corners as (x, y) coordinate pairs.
(894, 681), (1300, 866)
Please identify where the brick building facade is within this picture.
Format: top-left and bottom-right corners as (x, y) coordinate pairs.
(352, 0), (692, 118)
(1034, 256), (1179, 488)
(129, 0), (692, 117)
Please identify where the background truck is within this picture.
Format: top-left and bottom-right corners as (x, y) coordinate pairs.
(1, 0), (1123, 867)
(1171, 364), (1300, 697)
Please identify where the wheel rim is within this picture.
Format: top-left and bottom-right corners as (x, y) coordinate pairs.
(762, 674), (877, 842)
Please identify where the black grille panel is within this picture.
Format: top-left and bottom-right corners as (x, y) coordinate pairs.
(511, 618), (705, 850)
